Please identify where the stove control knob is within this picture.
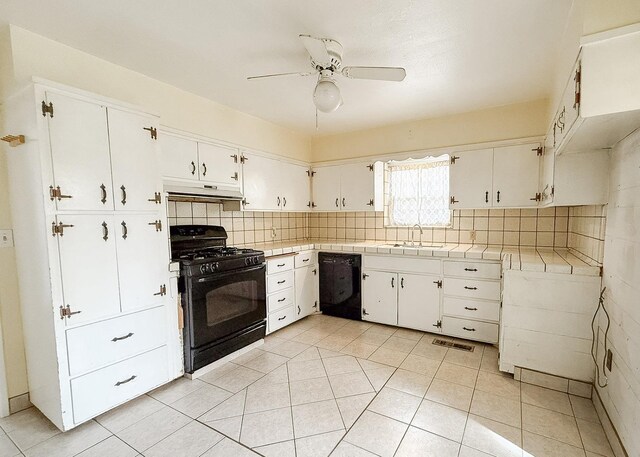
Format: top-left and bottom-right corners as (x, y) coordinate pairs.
(215, 262), (220, 270)
(200, 265), (206, 274)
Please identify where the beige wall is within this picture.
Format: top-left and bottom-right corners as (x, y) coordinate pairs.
(311, 99), (549, 162)
(583, 0), (640, 35)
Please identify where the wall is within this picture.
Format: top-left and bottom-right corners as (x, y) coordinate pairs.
(308, 208), (570, 248)
(597, 128), (640, 456)
(311, 99), (549, 162)
(567, 205), (607, 264)
(167, 201), (309, 246)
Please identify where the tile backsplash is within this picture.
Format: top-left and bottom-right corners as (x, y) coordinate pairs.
(567, 205), (606, 264)
(168, 201), (309, 246)
(308, 208), (570, 248)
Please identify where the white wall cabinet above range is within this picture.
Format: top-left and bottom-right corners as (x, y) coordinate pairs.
(311, 161), (383, 211)
(3, 82), (180, 431)
(449, 143), (541, 209)
(160, 131), (242, 197)
(242, 151), (311, 212)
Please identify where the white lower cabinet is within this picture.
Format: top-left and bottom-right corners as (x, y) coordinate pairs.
(397, 273), (441, 332)
(441, 316), (499, 343)
(265, 255), (296, 334)
(71, 346), (169, 424)
(295, 265), (318, 319)
(362, 270), (399, 326)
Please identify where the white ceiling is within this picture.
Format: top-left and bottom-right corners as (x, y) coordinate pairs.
(0, 1), (572, 136)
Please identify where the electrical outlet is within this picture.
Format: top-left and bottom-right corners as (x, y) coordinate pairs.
(0, 230), (14, 248)
(469, 230), (476, 242)
(606, 349), (613, 372)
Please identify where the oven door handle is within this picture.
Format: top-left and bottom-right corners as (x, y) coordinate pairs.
(196, 264), (265, 282)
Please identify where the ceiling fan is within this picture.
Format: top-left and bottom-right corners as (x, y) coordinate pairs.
(248, 35), (407, 113)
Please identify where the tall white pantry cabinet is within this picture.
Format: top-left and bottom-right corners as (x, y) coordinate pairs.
(2, 81), (181, 431)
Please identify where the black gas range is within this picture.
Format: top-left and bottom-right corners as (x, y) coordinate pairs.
(171, 225), (266, 374)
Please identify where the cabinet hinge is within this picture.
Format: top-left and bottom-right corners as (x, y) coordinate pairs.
(49, 185), (73, 201)
(147, 192), (162, 204)
(550, 185), (555, 197)
(574, 65), (581, 110)
(148, 220), (163, 231)
(530, 193), (542, 202)
(143, 126), (158, 140)
(450, 155), (459, 165)
(433, 320), (442, 329)
(59, 305), (81, 320)
(367, 164), (374, 171)
(450, 196), (458, 205)
(41, 101), (54, 118)
(231, 172), (239, 181)
(306, 170), (316, 177)
(366, 199), (374, 206)
(51, 221), (74, 237)
(231, 154), (238, 163)
(154, 284), (167, 296)
(240, 155), (247, 164)
(362, 273), (369, 280)
(307, 201), (317, 208)
(313, 301), (318, 309)
(434, 280), (443, 288)
(533, 146), (543, 156)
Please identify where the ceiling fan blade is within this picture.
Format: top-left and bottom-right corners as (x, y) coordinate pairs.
(299, 34), (331, 67)
(341, 66), (406, 81)
(247, 71), (315, 80)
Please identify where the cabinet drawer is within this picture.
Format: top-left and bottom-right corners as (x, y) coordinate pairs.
(267, 270), (294, 294)
(363, 255), (440, 275)
(444, 278), (501, 301)
(269, 305), (295, 333)
(443, 297), (500, 322)
(442, 316), (499, 343)
(443, 260), (501, 280)
(66, 307), (166, 377)
(295, 251), (316, 268)
(71, 346), (169, 424)
(268, 288), (294, 313)
(267, 256), (294, 274)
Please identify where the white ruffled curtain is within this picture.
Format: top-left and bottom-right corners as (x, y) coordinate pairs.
(388, 160), (451, 226)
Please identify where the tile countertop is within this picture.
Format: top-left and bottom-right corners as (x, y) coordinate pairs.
(242, 241), (602, 277)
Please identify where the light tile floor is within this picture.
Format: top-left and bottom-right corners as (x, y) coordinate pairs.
(0, 314), (615, 457)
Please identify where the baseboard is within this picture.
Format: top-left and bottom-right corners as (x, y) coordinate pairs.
(514, 366), (592, 398)
(8, 392), (32, 414)
(592, 388), (629, 457)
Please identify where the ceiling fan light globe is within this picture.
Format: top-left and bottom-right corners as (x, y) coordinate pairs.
(313, 79), (341, 113)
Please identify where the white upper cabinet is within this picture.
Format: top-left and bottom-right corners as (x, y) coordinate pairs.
(46, 92), (113, 211)
(449, 144), (540, 209)
(311, 161), (383, 211)
(311, 165), (341, 211)
(197, 142), (241, 188)
(55, 214), (121, 325)
(539, 126), (556, 205)
(280, 161), (312, 211)
(242, 152), (281, 211)
(492, 144), (541, 207)
(159, 132), (199, 181)
(449, 148), (493, 209)
(108, 108), (161, 211)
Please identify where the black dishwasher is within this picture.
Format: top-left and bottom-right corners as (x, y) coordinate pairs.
(318, 252), (362, 320)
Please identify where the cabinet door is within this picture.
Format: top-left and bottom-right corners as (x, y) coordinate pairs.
(449, 149), (493, 209)
(340, 162), (376, 211)
(540, 130), (555, 205)
(108, 108), (161, 211)
(294, 266), (318, 320)
(362, 270), (397, 325)
(398, 273), (441, 332)
(55, 215), (120, 324)
(46, 92), (113, 211)
(492, 144), (541, 207)
(116, 215), (169, 312)
(281, 162), (311, 211)
(311, 165), (341, 211)
(198, 142), (241, 188)
(159, 133), (199, 180)
(242, 153), (281, 211)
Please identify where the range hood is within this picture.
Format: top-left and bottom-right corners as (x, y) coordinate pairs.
(164, 179), (244, 210)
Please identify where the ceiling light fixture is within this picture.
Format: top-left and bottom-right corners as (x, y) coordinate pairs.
(313, 71), (342, 113)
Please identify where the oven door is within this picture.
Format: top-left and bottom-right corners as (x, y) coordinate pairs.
(188, 264), (266, 348)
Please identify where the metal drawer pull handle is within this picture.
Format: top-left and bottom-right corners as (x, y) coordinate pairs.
(464, 307), (478, 311)
(102, 221), (109, 241)
(120, 185), (127, 205)
(115, 375), (137, 387)
(302, 258), (310, 262)
(121, 221), (128, 239)
(391, 277), (395, 288)
(202, 163), (207, 176)
(111, 332), (134, 342)
(463, 327), (476, 332)
(190, 161), (196, 175)
(464, 268), (478, 272)
(485, 191), (489, 203)
(277, 263), (286, 267)
(464, 286), (478, 290)
(342, 197), (346, 207)
(277, 280), (286, 284)
(100, 184), (107, 204)
(298, 305), (301, 314)
(338, 290), (345, 295)
(278, 315), (287, 321)
(335, 198), (339, 207)
(277, 298), (286, 302)
(283, 197), (287, 207)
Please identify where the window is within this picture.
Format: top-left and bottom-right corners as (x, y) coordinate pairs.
(387, 157), (451, 227)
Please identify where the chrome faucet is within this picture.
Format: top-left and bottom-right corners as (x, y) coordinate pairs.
(411, 224), (423, 247)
